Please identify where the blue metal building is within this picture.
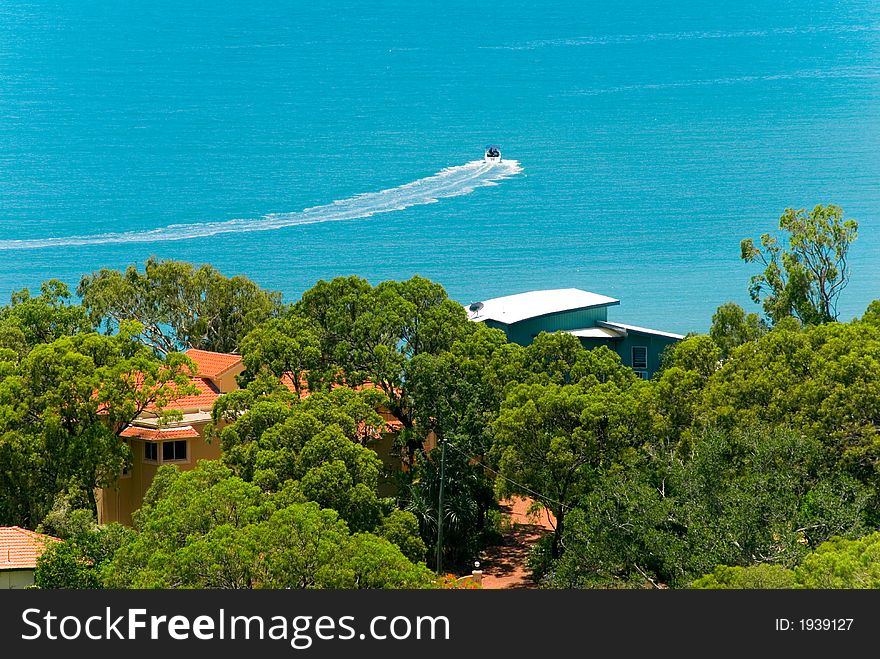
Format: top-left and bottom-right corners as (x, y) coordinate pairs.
(466, 288), (684, 378)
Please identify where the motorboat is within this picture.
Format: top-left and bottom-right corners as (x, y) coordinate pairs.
(484, 145), (502, 163)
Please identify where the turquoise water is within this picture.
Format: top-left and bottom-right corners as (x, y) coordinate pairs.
(2, 1), (879, 333)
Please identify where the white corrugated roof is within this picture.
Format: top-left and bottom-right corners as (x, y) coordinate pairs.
(597, 321), (685, 340)
(564, 326), (625, 339)
(466, 288), (619, 325)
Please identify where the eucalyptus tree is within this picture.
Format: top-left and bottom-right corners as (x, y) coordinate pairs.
(0, 325), (195, 525)
(741, 204), (858, 325)
(78, 257), (283, 354)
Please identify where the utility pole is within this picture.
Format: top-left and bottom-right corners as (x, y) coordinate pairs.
(435, 437), (446, 574)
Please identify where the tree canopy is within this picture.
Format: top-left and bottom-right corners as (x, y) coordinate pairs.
(693, 531), (880, 589)
(741, 204), (858, 325)
(103, 461), (433, 589)
(0, 280), (92, 355)
(78, 257), (283, 354)
(492, 373), (648, 557)
(0, 325), (195, 525)
(294, 275), (473, 440)
(3, 255), (878, 591)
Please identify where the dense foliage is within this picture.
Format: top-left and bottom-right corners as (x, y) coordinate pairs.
(0, 320), (195, 526)
(103, 462), (432, 588)
(77, 257), (282, 354)
(692, 532), (880, 589)
(3, 232), (879, 589)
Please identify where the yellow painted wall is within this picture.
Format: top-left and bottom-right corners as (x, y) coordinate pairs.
(211, 363), (245, 393)
(97, 424), (222, 526)
(369, 432), (400, 497)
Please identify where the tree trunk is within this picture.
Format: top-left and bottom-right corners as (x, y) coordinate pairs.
(551, 510), (565, 559)
(87, 482), (98, 521)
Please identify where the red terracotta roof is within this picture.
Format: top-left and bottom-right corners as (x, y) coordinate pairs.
(146, 377), (220, 412)
(383, 418), (404, 432)
(280, 373), (307, 395)
(283, 374), (386, 398)
(0, 527), (59, 571)
(120, 425), (201, 441)
(185, 349), (243, 378)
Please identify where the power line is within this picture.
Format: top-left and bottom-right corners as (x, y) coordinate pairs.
(442, 440), (571, 513)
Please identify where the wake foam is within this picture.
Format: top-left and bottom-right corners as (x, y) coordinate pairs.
(563, 66), (880, 96)
(0, 159), (523, 250)
(486, 23), (880, 51)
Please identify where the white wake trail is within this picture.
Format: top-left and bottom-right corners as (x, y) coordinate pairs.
(0, 159), (523, 251)
(485, 23), (880, 51)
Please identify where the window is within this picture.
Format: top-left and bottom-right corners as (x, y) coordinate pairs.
(162, 440), (188, 462)
(634, 370), (649, 380)
(632, 346), (648, 370)
(144, 442), (158, 462)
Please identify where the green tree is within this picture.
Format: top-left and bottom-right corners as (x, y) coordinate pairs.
(741, 204), (858, 324)
(709, 302), (767, 358)
(546, 427), (869, 588)
(794, 532), (880, 588)
(405, 445), (493, 568)
(649, 366), (704, 451)
(104, 462), (432, 588)
(34, 508), (133, 589)
(522, 331), (585, 385)
(661, 334), (721, 381)
(0, 280), (92, 355)
(694, 532), (880, 589)
(378, 509), (427, 564)
(296, 276), (473, 456)
(0, 327), (195, 525)
(700, 319), (880, 487)
(239, 315), (322, 396)
(492, 380), (647, 557)
(408, 324), (518, 457)
(35, 542), (100, 589)
(861, 300), (880, 328)
(404, 325), (526, 566)
(546, 473), (684, 588)
(672, 429), (868, 571)
(78, 258), (282, 354)
(215, 384), (398, 533)
(691, 564), (797, 589)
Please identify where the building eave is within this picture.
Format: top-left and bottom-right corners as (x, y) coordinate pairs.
(597, 320), (685, 340)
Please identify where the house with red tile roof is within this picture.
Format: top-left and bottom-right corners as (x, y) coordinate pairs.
(96, 348), (245, 526)
(0, 526), (59, 589)
(98, 348), (415, 524)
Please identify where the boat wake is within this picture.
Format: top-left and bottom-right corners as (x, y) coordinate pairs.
(484, 23), (880, 51)
(0, 159), (523, 250)
(562, 66), (880, 96)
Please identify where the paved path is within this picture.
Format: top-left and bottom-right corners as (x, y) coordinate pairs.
(479, 497), (555, 589)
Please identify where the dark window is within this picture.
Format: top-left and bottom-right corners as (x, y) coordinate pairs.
(144, 442), (158, 462)
(634, 370), (649, 380)
(632, 346), (648, 370)
(162, 440), (187, 462)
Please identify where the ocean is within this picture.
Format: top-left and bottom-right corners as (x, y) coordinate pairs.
(1, 0), (878, 333)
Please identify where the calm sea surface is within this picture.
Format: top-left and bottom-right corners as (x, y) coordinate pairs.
(2, 1), (879, 332)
